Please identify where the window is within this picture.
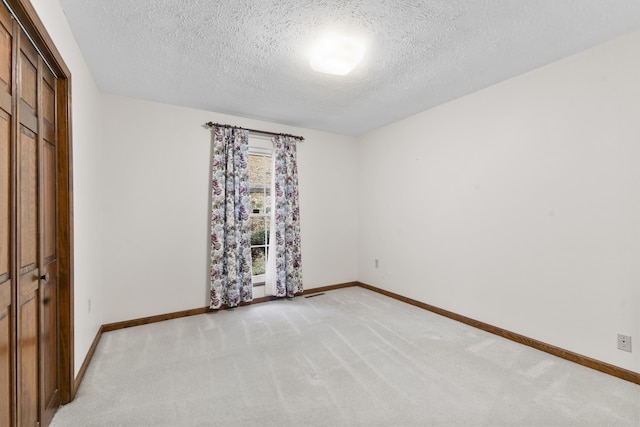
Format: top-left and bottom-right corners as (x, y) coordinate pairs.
(248, 140), (273, 285)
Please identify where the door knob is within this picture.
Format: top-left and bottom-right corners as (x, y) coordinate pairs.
(40, 272), (49, 282)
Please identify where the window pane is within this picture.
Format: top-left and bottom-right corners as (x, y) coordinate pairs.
(249, 154), (271, 213)
(249, 154), (271, 186)
(265, 193), (271, 214)
(250, 191), (263, 214)
(250, 217), (266, 245)
(249, 154), (262, 184)
(265, 156), (272, 189)
(251, 247), (266, 276)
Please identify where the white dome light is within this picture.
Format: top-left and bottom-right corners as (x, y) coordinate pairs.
(309, 33), (366, 76)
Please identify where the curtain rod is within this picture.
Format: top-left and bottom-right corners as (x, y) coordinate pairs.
(204, 122), (305, 141)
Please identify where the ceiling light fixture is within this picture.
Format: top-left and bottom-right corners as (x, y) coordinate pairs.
(309, 33), (366, 76)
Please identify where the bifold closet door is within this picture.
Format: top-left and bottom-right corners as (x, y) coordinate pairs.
(0, 3), (60, 425)
(39, 46), (60, 427)
(17, 27), (41, 427)
(0, 5), (14, 426)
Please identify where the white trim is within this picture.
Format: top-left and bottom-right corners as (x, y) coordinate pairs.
(252, 274), (266, 285)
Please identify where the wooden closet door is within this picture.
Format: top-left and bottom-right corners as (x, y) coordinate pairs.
(39, 61), (59, 427)
(17, 29), (40, 427)
(0, 6), (14, 427)
(1, 3), (64, 425)
(0, 3), (70, 425)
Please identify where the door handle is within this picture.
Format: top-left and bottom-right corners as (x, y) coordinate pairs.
(40, 272), (49, 282)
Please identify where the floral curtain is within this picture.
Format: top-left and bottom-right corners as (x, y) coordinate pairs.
(266, 135), (303, 297)
(209, 127), (253, 309)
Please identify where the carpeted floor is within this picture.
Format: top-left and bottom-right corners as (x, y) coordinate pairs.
(51, 287), (640, 426)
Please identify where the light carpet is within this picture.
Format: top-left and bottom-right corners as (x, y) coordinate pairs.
(51, 287), (640, 426)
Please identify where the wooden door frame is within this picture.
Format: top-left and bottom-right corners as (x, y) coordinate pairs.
(5, 0), (74, 404)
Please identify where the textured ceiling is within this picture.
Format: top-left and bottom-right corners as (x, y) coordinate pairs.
(58, 0), (640, 136)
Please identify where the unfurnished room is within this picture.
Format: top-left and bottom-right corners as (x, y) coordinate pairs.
(0, 1), (639, 426)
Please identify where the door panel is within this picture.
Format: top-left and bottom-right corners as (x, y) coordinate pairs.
(0, 110), (9, 281)
(19, 52), (36, 112)
(19, 128), (37, 274)
(0, 95), (11, 427)
(17, 30), (40, 427)
(17, 126), (39, 426)
(1, 3), (66, 425)
(18, 53), (37, 135)
(43, 142), (55, 259)
(17, 127), (40, 426)
(0, 17), (10, 89)
(40, 263), (57, 418)
(0, 278), (11, 427)
(0, 9), (10, 114)
(0, 1), (11, 289)
(0, 7), (12, 426)
(40, 65), (59, 426)
(17, 278), (38, 427)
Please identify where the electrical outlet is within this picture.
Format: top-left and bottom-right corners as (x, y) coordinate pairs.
(375, 259), (379, 268)
(617, 334), (631, 352)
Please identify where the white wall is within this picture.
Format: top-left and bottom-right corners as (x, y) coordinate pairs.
(101, 95), (358, 323)
(357, 31), (640, 373)
(30, 0), (105, 376)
